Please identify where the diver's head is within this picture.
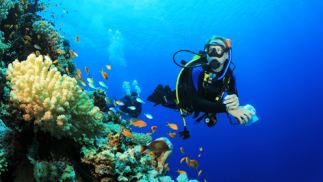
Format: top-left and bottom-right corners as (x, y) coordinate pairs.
(131, 92), (138, 103)
(204, 36), (229, 72)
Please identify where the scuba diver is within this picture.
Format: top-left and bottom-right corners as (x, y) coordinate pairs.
(147, 35), (255, 139)
(117, 80), (142, 118)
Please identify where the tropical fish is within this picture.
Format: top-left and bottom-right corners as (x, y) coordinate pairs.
(198, 170), (202, 177)
(75, 76), (80, 81)
(87, 78), (94, 83)
(56, 4), (59, 6)
(138, 138), (170, 154)
(74, 52), (79, 57)
(25, 28), (29, 31)
(41, 21), (46, 26)
(175, 169), (187, 176)
(190, 159), (199, 170)
(186, 157), (191, 168)
(69, 50), (75, 60)
(98, 111), (104, 114)
(76, 35), (80, 43)
(151, 126), (157, 133)
(166, 122), (178, 130)
(180, 147), (184, 154)
(36, 50), (40, 56)
(106, 65), (111, 70)
(199, 147), (203, 151)
(77, 69), (81, 76)
(57, 50), (65, 54)
(52, 14), (55, 18)
(167, 132), (176, 138)
(85, 66), (90, 75)
(99, 81), (108, 88)
(180, 157), (185, 163)
(164, 163), (169, 168)
(198, 154), (201, 157)
(89, 83), (96, 89)
(136, 97), (145, 103)
(128, 106), (136, 110)
(129, 120), (147, 128)
(66, 68), (70, 74)
(55, 32), (59, 37)
(37, 35), (41, 40)
(204, 180), (207, 182)
(100, 69), (108, 80)
(109, 107), (115, 111)
(146, 132), (152, 136)
(58, 63), (62, 68)
(122, 129), (133, 138)
(24, 35), (31, 40)
(116, 100), (125, 106)
(61, 23), (64, 26)
(144, 113), (153, 119)
(105, 97), (112, 104)
(81, 80), (87, 86)
(34, 44), (41, 49)
(14, 13), (18, 17)
(108, 111), (115, 115)
(53, 59), (59, 63)
(15, 25), (18, 30)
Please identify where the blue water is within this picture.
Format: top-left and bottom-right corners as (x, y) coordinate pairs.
(38, 0), (323, 181)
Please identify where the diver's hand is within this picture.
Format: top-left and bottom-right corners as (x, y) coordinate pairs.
(227, 106), (254, 124)
(224, 94), (239, 109)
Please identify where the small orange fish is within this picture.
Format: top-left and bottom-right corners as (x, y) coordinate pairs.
(198, 154), (201, 157)
(190, 159), (199, 170)
(26, 28), (29, 31)
(146, 132), (152, 136)
(151, 126), (157, 133)
(58, 63), (62, 68)
(180, 157), (185, 163)
(24, 5), (27, 9)
(15, 25), (18, 30)
(164, 163), (169, 167)
(37, 35), (41, 40)
(129, 120), (147, 128)
(55, 32), (59, 37)
(79, 74), (83, 80)
(21, 0), (24, 4)
(24, 35), (31, 40)
(85, 67), (90, 75)
(53, 59), (59, 63)
(75, 35), (80, 43)
(19, 5), (23, 11)
(47, 5), (50, 7)
(56, 4), (59, 6)
(69, 50), (75, 60)
(75, 76), (80, 81)
(186, 157), (191, 168)
(9, 25), (13, 29)
(14, 13), (18, 17)
(98, 111), (104, 114)
(64, 58), (67, 63)
(175, 169), (187, 176)
(11, 5), (15, 8)
(180, 147), (184, 154)
(66, 68), (70, 74)
(166, 122), (178, 130)
(199, 147), (203, 151)
(106, 65), (111, 70)
(122, 129), (133, 138)
(41, 21), (46, 26)
(77, 69), (81, 76)
(36, 50), (40, 56)
(100, 69), (108, 80)
(57, 50), (65, 54)
(167, 132), (176, 138)
(61, 23), (64, 26)
(198, 170), (202, 177)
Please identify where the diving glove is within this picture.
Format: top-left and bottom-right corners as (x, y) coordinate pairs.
(227, 106), (254, 124)
(179, 126), (190, 140)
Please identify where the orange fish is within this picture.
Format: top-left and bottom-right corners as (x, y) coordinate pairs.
(58, 63), (62, 68)
(199, 147), (203, 151)
(57, 50), (65, 54)
(36, 50), (40, 56)
(175, 169), (187, 176)
(166, 122), (178, 130)
(69, 50), (75, 60)
(180, 147), (184, 154)
(15, 25), (18, 30)
(77, 69), (81, 76)
(122, 129), (133, 138)
(53, 59), (59, 63)
(79, 74), (83, 80)
(138, 138), (170, 154)
(198, 170), (202, 177)
(14, 13), (18, 17)
(20, 0), (24, 4)
(167, 132), (176, 138)
(146, 132), (152, 136)
(61, 23), (64, 26)
(47, 5), (50, 7)
(56, 4), (59, 6)
(25, 28), (29, 31)
(55, 32), (59, 37)
(85, 67), (90, 75)
(151, 126), (157, 133)
(24, 35), (31, 40)
(24, 5), (27, 9)
(129, 120), (147, 128)
(64, 58), (67, 63)
(198, 154), (201, 157)
(100, 69), (108, 80)
(190, 159), (199, 170)
(98, 111), (104, 114)
(66, 68), (70, 74)
(51, 15), (55, 19)
(41, 21), (46, 26)
(12, 5), (15, 8)
(180, 157), (185, 163)
(186, 157), (191, 168)
(37, 35), (41, 40)
(106, 65), (111, 70)
(75, 76), (80, 81)
(75, 35), (80, 43)
(164, 163), (169, 167)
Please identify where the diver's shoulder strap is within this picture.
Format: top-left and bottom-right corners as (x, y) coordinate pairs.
(215, 69), (233, 102)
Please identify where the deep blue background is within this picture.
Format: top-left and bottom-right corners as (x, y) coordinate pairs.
(38, 0), (323, 181)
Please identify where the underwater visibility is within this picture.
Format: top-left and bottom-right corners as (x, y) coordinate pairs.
(0, 0), (322, 182)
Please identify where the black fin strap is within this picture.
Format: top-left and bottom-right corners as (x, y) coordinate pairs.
(194, 113), (207, 124)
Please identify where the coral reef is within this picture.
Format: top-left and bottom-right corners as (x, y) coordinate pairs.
(33, 161), (76, 182)
(0, 0), (13, 21)
(87, 88), (108, 112)
(6, 53), (105, 140)
(0, 119), (14, 174)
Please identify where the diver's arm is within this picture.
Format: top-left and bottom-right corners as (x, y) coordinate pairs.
(189, 68), (227, 113)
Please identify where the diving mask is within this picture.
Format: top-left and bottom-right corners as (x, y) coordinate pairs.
(204, 42), (229, 58)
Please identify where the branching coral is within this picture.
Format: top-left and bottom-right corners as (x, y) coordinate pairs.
(0, 0), (13, 21)
(0, 119), (14, 174)
(5, 53), (105, 139)
(33, 161), (76, 182)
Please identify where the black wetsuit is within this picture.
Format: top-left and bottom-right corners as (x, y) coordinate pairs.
(118, 95), (142, 118)
(189, 62), (238, 114)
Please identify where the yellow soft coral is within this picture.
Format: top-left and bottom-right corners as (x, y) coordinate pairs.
(6, 53), (105, 139)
